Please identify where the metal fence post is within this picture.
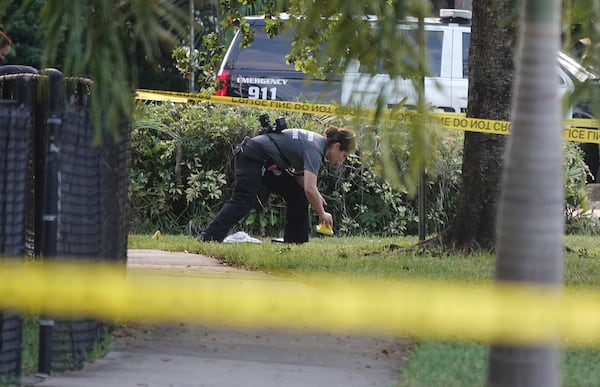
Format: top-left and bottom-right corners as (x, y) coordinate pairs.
(38, 68), (64, 375)
(417, 15), (427, 242)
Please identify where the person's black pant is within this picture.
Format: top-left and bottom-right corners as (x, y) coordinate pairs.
(201, 153), (309, 243)
(262, 169), (309, 243)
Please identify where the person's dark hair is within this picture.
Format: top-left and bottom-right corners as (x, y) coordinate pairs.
(0, 31), (12, 48)
(325, 126), (356, 153)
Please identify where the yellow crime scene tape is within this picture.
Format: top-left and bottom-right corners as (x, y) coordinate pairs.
(135, 89), (600, 144)
(2, 89), (594, 347)
(0, 260), (599, 347)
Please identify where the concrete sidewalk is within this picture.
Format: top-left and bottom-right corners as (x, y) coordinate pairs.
(28, 249), (410, 387)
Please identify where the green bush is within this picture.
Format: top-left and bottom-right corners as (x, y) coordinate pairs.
(565, 141), (600, 235)
(130, 102), (595, 237)
(131, 102), (252, 233)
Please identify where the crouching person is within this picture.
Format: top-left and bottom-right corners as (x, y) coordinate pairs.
(197, 126), (356, 243)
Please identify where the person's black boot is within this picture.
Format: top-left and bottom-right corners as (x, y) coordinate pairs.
(196, 232), (210, 242)
(196, 232), (223, 242)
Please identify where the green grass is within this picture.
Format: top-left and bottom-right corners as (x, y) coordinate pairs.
(21, 316), (39, 375)
(397, 341), (488, 387)
(85, 325), (115, 363)
(562, 349), (600, 386)
(129, 233), (600, 386)
(129, 234), (496, 281)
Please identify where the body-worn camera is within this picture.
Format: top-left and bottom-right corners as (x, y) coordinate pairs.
(258, 114), (287, 135)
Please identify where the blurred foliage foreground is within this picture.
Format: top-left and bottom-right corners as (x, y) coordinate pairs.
(130, 101), (599, 238)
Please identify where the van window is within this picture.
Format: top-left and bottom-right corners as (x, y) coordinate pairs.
(425, 30), (444, 77)
(357, 29), (443, 77)
(462, 32), (470, 78)
(234, 29), (296, 72)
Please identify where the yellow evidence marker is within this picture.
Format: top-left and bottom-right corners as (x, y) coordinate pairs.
(316, 222), (334, 236)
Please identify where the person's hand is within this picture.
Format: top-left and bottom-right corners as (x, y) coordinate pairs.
(320, 212), (333, 228)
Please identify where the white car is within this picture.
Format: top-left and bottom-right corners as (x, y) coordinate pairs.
(341, 9), (596, 115)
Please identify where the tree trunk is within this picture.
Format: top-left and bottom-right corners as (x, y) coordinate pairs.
(442, 0), (515, 250)
(487, 0), (563, 385)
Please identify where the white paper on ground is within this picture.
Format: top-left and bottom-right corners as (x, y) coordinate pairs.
(223, 231), (262, 244)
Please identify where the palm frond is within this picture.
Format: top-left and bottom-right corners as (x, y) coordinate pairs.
(39, 0), (188, 142)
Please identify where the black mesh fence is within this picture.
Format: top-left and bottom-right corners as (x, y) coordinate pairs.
(49, 82), (130, 371)
(0, 74), (34, 383)
(99, 117), (131, 263)
(0, 313), (23, 384)
(0, 70), (131, 379)
(49, 319), (108, 373)
(58, 103), (104, 257)
(0, 83), (33, 256)
(57, 100), (130, 261)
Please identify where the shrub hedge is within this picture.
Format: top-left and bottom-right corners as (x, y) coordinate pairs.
(130, 101), (596, 237)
